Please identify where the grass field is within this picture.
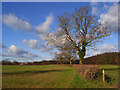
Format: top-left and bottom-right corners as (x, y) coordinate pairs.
(2, 65), (119, 88)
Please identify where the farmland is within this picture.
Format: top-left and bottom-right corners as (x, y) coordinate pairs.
(2, 65), (119, 88)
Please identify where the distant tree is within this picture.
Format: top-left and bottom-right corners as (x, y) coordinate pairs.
(58, 42), (77, 64)
(2, 58), (12, 65)
(47, 6), (111, 64)
(54, 52), (65, 64)
(12, 60), (19, 65)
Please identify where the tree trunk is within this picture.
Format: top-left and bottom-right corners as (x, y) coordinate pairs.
(78, 51), (83, 64)
(78, 47), (86, 64)
(70, 60), (72, 64)
(79, 59), (83, 64)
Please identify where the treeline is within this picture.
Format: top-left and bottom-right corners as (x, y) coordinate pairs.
(1, 59), (79, 65)
(1, 60), (57, 65)
(1, 52), (120, 65)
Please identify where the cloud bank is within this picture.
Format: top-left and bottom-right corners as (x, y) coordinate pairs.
(3, 13), (54, 41)
(35, 14), (54, 40)
(1, 45), (40, 61)
(23, 39), (53, 52)
(98, 3), (118, 33)
(3, 14), (32, 31)
(86, 44), (118, 57)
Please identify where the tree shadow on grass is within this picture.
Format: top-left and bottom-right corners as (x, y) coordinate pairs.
(3, 69), (70, 76)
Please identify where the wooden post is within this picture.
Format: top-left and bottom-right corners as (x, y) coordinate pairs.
(103, 70), (105, 83)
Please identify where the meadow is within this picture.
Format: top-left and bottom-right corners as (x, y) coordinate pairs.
(2, 65), (119, 88)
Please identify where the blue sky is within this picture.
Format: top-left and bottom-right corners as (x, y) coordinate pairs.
(1, 2), (118, 62)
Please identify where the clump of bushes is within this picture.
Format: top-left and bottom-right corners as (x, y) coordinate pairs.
(73, 65), (100, 80)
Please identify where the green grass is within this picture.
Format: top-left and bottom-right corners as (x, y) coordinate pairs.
(98, 65), (119, 87)
(2, 65), (119, 88)
(70, 65), (119, 88)
(2, 65), (74, 88)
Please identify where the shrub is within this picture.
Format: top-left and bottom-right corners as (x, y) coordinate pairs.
(73, 65), (100, 80)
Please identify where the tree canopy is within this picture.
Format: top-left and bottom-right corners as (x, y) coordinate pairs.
(47, 6), (111, 64)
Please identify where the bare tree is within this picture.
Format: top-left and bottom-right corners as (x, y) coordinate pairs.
(58, 42), (77, 64)
(54, 52), (65, 64)
(54, 48), (76, 64)
(47, 6), (111, 64)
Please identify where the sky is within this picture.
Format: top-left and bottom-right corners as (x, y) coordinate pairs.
(1, 2), (119, 62)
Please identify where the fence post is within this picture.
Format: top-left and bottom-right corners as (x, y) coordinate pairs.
(103, 70), (105, 83)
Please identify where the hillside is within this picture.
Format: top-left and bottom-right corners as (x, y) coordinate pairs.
(83, 52), (119, 64)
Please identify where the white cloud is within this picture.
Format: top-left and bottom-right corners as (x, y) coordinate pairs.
(98, 3), (118, 33)
(92, 51), (101, 55)
(35, 14), (53, 40)
(3, 14), (32, 31)
(38, 34), (48, 41)
(3, 45), (40, 60)
(104, 4), (109, 8)
(22, 52), (39, 60)
(86, 44), (118, 57)
(0, 53), (12, 57)
(91, 2), (98, 6)
(39, 45), (53, 52)
(92, 7), (98, 15)
(35, 13), (53, 35)
(23, 39), (53, 52)
(3, 13), (54, 41)
(100, 44), (117, 52)
(23, 39), (38, 49)
(8, 45), (28, 55)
